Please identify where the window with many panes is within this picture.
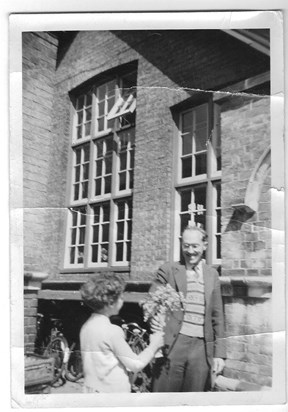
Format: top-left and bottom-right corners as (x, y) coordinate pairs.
(64, 68), (137, 269)
(174, 101), (221, 264)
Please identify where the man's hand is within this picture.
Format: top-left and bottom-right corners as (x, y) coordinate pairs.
(212, 358), (225, 375)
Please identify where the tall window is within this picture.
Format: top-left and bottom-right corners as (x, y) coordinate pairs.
(174, 101), (221, 264)
(64, 69), (137, 269)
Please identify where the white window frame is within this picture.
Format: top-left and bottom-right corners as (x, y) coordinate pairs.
(115, 128), (135, 197)
(64, 70), (136, 270)
(91, 136), (114, 201)
(113, 199), (133, 266)
(70, 144), (91, 206)
(174, 100), (222, 265)
(177, 103), (209, 185)
(72, 91), (93, 145)
(64, 206), (88, 269)
(94, 79), (118, 136)
(87, 202), (111, 268)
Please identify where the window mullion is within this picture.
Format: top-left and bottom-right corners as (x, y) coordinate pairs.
(206, 139), (213, 181)
(192, 109), (196, 177)
(102, 140), (107, 196)
(205, 180), (213, 265)
(177, 115), (182, 183)
(126, 141), (130, 191)
(90, 89), (96, 140)
(208, 100), (215, 178)
(98, 206), (103, 263)
(104, 84), (108, 131)
(214, 102), (221, 174)
(111, 132), (118, 197)
(127, 142), (131, 190)
(109, 132), (118, 265)
(109, 199), (116, 266)
(87, 140), (94, 201)
(124, 202), (128, 262)
(84, 204), (91, 268)
(205, 101), (214, 264)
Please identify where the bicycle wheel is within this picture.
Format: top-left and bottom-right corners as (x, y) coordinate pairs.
(44, 335), (69, 387)
(65, 348), (83, 382)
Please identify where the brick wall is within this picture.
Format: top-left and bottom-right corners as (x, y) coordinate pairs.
(50, 30), (269, 280)
(112, 30), (269, 91)
(220, 95), (272, 387)
(221, 96), (271, 276)
(24, 291), (38, 352)
(23, 32), (59, 274)
(130, 80), (188, 279)
(23, 32), (59, 351)
(53, 31), (191, 279)
(223, 298), (272, 387)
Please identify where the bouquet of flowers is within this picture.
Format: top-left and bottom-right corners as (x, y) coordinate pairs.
(141, 284), (186, 323)
(141, 284), (185, 357)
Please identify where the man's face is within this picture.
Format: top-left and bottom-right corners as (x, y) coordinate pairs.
(181, 229), (207, 268)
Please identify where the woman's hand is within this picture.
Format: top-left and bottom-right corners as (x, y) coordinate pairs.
(150, 313), (166, 333)
(149, 331), (164, 351)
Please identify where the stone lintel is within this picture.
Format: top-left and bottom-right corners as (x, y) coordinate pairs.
(24, 272), (49, 291)
(220, 276), (272, 298)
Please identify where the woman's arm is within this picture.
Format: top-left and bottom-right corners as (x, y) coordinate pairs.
(110, 326), (163, 373)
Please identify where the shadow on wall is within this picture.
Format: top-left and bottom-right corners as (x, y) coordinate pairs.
(112, 30), (269, 91)
(224, 146), (271, 233)
(56, 32), (79, 68)
(224, 206), (255, 232)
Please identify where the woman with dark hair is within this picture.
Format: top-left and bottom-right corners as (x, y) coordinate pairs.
(80, 272), (163, 393)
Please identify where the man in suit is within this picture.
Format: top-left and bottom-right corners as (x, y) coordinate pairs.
(151, 225), (226, 392)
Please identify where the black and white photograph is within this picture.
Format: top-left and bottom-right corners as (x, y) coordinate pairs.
(8, 7), (286, 410)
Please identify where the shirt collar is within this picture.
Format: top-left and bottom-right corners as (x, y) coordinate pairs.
(186, 260), (203, 281)
(186, 259), (203, 272)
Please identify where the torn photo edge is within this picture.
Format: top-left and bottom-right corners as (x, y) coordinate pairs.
(9, 9), (286, 409)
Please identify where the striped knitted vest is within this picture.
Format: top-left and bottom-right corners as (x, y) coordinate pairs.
(179, 266), (205, 338)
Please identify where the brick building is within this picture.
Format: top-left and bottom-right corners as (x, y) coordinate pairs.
(23, 29), (272, 390)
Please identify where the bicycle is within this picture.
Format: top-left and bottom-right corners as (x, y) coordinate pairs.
(122, 322), (152, 393)
(35, 312), (152, 391)
(40, 317), (70, 388)
(64, 342), (83, 383)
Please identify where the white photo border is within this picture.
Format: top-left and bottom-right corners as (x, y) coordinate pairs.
(9, 9), (286, 410)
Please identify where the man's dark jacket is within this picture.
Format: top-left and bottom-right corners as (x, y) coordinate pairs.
(150, 261), (226, 368)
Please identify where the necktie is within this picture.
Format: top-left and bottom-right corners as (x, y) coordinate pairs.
(194, 265), (200, 281)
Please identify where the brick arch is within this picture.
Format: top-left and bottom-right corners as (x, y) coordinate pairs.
(244, 146), (271, 213)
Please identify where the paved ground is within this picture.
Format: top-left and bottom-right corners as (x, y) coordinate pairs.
(50, 378), (84, 394)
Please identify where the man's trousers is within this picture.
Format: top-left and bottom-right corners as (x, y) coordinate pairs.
(152, 334), (210, 392)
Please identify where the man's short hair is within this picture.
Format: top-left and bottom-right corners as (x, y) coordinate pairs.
(80, 272), (125, 312)
(181, 225), (208, 243)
